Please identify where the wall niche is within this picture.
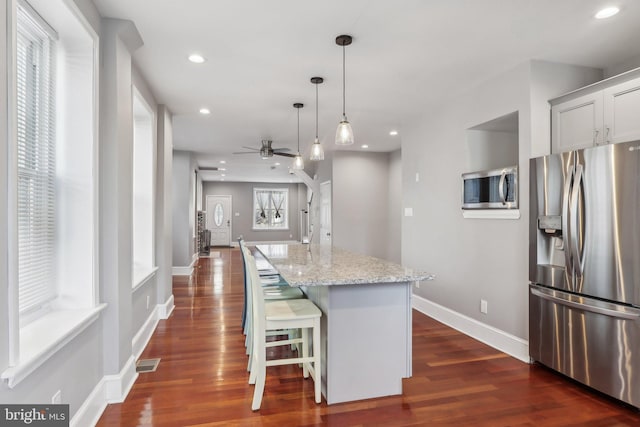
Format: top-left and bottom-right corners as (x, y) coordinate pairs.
(466, 111), (519, 172)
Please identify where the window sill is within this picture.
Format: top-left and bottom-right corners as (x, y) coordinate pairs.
(462, 209), (520, 220)
(1, 304), (107, 388)
(132, 266), (159, 292)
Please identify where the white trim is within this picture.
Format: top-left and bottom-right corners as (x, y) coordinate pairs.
(70, 376), (107, 427)
(104, 355), (138, 403)
(132, 266), (158, 292)
(172, 266), (193, 276)
(462, 209), (521, 219)
(157, 294), (175, 319)
(172, 254), (198, 276)
(1, 304), (107, 388)
(412, 294), (531, 363)
(72, 295), (175, 426)
(132, 306), (159, 359)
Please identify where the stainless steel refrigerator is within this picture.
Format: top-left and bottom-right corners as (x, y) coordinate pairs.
(529, 139), (640, 408)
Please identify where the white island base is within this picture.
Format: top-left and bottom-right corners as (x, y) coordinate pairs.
(303, 282), (413, 404)
(256, 244), (433, 405)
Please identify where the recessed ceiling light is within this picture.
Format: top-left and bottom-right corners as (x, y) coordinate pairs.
(221, 174), (226, 177)
(274, 162), (280, 166)
(389, 130), (398, 136)
(199, 108), (210, 115)
(219, 160), (226, 164)
(219, 167), (226, 171)
(188, 54), (205, 63)
(361, 144), (369, 149)
(595, 6), (619, 19)
(220, 178), (225, 181)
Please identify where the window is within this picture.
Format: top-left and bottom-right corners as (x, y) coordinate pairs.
(16, 1), (57, 315)
(6, 0), (98, 382)
(253, 188), (289, 230)
(132, 89), (156, 287)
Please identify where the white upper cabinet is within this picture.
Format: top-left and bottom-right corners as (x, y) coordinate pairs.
(603, 78), (640, 144)
(551, 71), (640, 153)
(552, 92), (603, 152)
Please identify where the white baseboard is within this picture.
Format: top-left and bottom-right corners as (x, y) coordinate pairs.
(104, 355), (138, 403)
(132, 307), (160, 359)
(412, 294), (531, 363)
(72, 295), (174, 426)
(157, 294), (175, 319)
(172, 253), (198, 276)
(70, 377), (107, 427)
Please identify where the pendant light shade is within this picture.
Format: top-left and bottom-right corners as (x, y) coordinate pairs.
(292, 103), (304, 170)
(310, 77), (325, 161)
(335, 35), (354, 145)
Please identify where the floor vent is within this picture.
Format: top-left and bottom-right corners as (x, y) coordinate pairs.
(136, 358), (160, 373)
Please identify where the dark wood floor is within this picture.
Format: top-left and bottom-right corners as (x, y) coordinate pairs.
(98, 247), (640, 426)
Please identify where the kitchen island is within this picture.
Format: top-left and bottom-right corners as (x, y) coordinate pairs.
(255, 244), (434, 404)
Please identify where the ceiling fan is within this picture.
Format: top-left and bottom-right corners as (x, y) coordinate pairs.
(233, 139), (294, 159)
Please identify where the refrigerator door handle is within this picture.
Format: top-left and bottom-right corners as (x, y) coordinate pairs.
(570, 164), (585, 276)
(562, 165), (575, 277)
(531, 286), (640, 320)
(498, 170), (506, 205)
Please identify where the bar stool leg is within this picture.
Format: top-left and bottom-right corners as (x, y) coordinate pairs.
(313, 319), (321, 404)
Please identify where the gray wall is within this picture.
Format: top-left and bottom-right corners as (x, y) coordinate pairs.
(172, 151), (196, 267)
(201, 181), (305, 242)
(402, 60), (603, 341)
(332, 151), (392, 260)
(387, 150), (402, 263)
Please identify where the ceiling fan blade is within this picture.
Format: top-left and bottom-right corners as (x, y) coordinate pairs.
(274, 152), (296, 158)
(232, 151), (258, 155)
(272, 148), (291, 152)
(241, 146), (259, 151)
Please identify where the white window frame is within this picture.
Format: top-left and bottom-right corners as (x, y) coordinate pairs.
(132, 86), (157, 289)
(253, 188), (289, 230)
(3, 0), (102, 388)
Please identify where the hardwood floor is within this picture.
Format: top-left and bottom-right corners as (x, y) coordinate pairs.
(97, 247), (640, 426)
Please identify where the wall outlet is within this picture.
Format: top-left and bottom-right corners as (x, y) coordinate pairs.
(404, 207), (414, 217)
(415, 172), (420, 182)
(52, 390), (62, 404)
(480, 299), (488, 314)
(415, 282), (420, 289)
(146, 295), (150, 310)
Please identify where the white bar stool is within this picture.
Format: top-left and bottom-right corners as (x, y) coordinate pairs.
(246, 254), (322, 410)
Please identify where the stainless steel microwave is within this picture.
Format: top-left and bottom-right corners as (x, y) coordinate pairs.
(462, 166), (518, 209)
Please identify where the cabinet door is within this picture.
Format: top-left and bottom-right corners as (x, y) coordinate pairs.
(552, 92), (603, 153)
(603, 78), (640, 144)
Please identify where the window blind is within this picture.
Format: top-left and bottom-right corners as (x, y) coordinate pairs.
(16, 4), (57, 314)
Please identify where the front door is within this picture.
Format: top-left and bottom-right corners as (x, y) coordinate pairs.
(206, 195), (232, 247)
(319, 181), (332, 245)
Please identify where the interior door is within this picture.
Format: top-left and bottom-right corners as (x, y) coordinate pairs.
(206, 195), (232, 247)
(319, 181), (332, 245)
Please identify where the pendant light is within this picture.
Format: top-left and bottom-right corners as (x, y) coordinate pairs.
(335, 35), (354, 145)
(310, 77), (325, 161)
(292, 103), (304, 170)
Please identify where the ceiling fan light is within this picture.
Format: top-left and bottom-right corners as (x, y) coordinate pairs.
(310, 138), (325, 160)
(335, 117), (354, 145)
(292, 154), (304, 170)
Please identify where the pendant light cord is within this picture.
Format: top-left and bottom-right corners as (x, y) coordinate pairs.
(297, 107), (300, 153)
(315, 83), (319, 138)
(342, 44), (346, 117)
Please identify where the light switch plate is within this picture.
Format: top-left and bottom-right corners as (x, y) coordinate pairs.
(404, 207), (414, 217)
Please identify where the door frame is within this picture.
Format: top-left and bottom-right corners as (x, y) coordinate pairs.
(206, 194), (233, 247)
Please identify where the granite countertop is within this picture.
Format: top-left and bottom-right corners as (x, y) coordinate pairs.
(255, 244), (435, 287)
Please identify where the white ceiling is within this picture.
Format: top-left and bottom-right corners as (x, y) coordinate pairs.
(93, 0), (640, 183)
